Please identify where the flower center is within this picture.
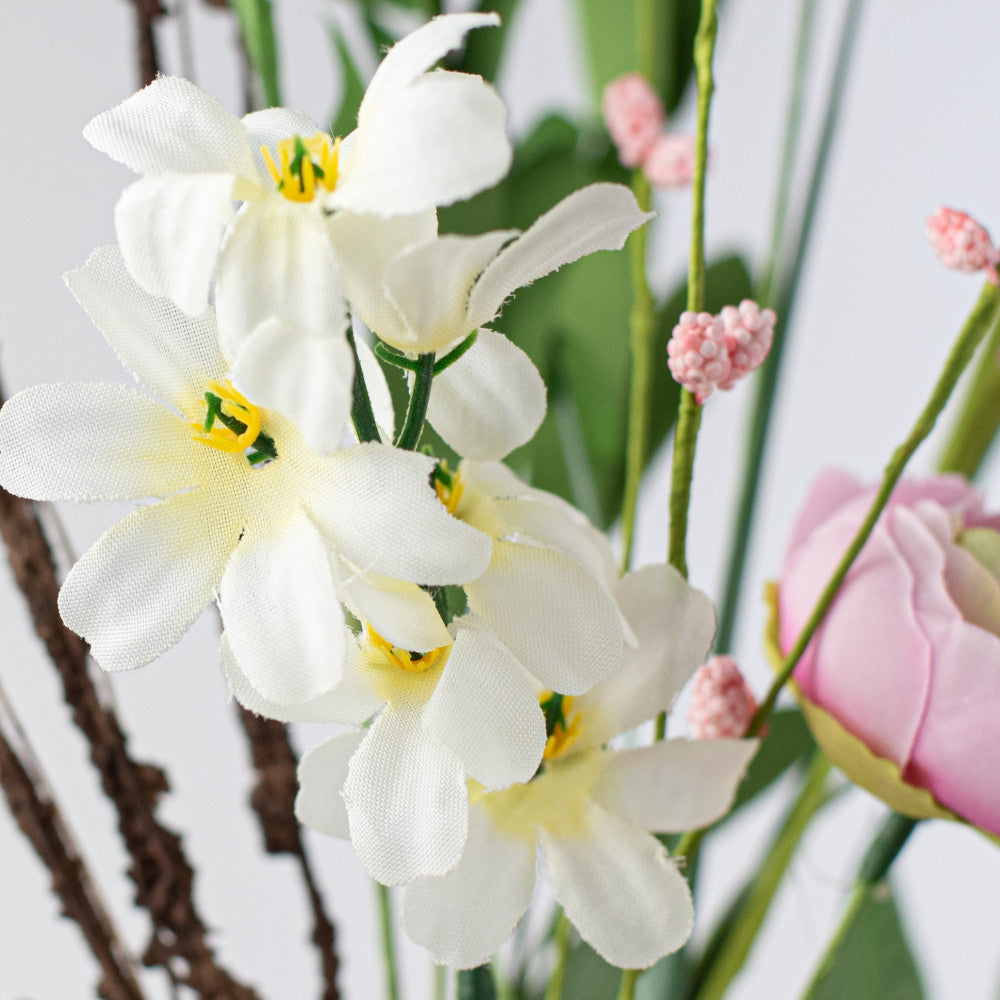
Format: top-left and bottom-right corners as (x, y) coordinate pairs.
(189, 380), (277, 465)
(540, 691), (583, 761)
(368, 627), (447, 674)
(433, 463), (465, 516)
(261, 133), (341, 203)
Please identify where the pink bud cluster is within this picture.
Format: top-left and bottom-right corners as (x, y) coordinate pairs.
(602, 74), (696, 189)
(687, 655), (758, 740)
(667, 300), (776, 402)
(926, 207), (1000, 285)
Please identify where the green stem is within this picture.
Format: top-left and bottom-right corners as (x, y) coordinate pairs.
(434, 964), (449, 1000)
(693, 752), (832, 1000)
(750, 281), (1000, 735)
(936, 304), (1000, 478)
(714, 0), (863, 655)
(543, 913), (572, 1000)
(348, 330), (381, 444)
(616, 968), (640, 1000)
(395, 352), (435, 451)
(800, 812), (918, 997)
(376, 883), (400, 1000)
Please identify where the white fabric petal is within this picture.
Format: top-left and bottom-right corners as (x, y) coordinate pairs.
(116, 174), (236, 316)
(215, 199), (346, 358)
(575, 565), (716, 748)
(58, 489), (241, 672)
(296, 730), (367, 839)
(220, 511), (346, 705)
(424, 623), (546, 789)
(65, 245), (227, 417)
(307, 444), (492, 585)
(381, 232), (515, 353)
(242, 107), (324, 188)
(84, 76), (257, 180)
(344, 704), (467, 884)
(402, 806), (536, 968)
(229, 318), (353, 455)
(353, 334), (396, 441)
(591, 740), (757, 833)
(327, 210), (437, 346)
(465, 540), (622, 694)
(357, 13), (501, 127)
(333, 72), (511, 216)
(221, 630), (383, 725)
(427, 331), (546, 460)
(331, 559), (451, 652)
(542, 802), (693, 968)
(0, 383), (201, 501)
(467, 183), (653, 329)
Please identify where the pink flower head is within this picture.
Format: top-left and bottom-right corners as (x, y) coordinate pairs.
(780, 470), (1000, 836)
(603, 73), (665, 169)
(926, 206), (1000, 284)
(667, 311), (730, 403)
(687, 655), (758, 739)
(643, 133), (696, 189)
(717, 300), (776, 390)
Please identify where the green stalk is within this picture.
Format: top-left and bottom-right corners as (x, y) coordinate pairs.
(616, 968), (640, 1000)
(395, 352), (435, 451)
(542, 913), (572, 1000)
(348, 331), (381, 444)
(434, 964), (449, 1000)
(692, 752), (832, 1000)
(714, 0), (863, 655)
(936, 305), (1000, 478)
(376, 883), (401, 1000)
(750, 281), (1000, 734)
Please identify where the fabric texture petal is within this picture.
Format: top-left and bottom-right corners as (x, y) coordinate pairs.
(58, 489), (241, 672)
(296, 731), (367, 839)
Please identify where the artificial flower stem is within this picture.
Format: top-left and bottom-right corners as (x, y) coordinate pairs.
(936, 296), (1000, 478)
(434, 963), (449, 1000)
(799, 812), (918, 997)
(543, 912), (572, 1000)
(714, 0), (863, 656)
(376, 882), (401, 1000)
(691, 751), (833, 1000)
(396, 352), (436, 451)
(616, 968), (641, 1000)
(347, 330), (381, 444)
(750, 280), (1000, 735)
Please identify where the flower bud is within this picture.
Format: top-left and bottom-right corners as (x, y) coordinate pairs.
(926, 206), (999, 284)
(687, 655), (758, 739)
(603, 73), (665, 169)
(643, 133), (696, 189)
(667, 311), (730, 402)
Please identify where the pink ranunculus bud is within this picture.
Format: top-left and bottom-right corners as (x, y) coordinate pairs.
(926, 206), (1000, 285)
(717, 300), (776, 390)
(667, 310), (730, 403)
(643, 133), (696, 189)
(687, 655), (758, 739)
(778, 470), (1000, 836)
(602, 73), (665, 169)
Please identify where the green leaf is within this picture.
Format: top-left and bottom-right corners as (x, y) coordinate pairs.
(227, 0), (281, 107)
(804, 882), (926, 1000)
(459, 965), (498, 1000)
(559, 939), (623, 1000)
(451, 0), (519, 82)
(329, 26), (368, 138)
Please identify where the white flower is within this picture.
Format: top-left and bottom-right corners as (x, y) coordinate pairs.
(399, 564), (758, 969)
(0, 246), (491, 705)
(83, 12), (512, 343)
(331, 183), (653, 459)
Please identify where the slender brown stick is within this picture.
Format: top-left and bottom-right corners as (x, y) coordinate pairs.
(237, 708), (341, 1000)
(0, 485), (259, 1000)
(128, 0), (166, 87)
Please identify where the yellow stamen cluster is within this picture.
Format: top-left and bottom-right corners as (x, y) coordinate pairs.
(369, 627), (446, 674)
(542, 694), (583, 761)
(434, 466), (465, 516)
(190, 380), (262, 454)
(261, 133), (341, 203)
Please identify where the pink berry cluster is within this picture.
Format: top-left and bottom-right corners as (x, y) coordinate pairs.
(602, 74), (696, 189)
(687, 655), (758, 740)
(926, 207), (1000, 285)
(667, 300), (776, 402)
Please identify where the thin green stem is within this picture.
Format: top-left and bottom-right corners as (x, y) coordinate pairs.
(395, 352), (435, 451)
(376, 883), (401, 1000)
(750, 281), (1000, 735)
(543, 913), (572, 1000)
(616, 968), (640, 1000)
(714, 0), (864, 655)
(348, 330), (381, 444)
(434, 964), (450, 1000)
(693, 752), (832, 1000)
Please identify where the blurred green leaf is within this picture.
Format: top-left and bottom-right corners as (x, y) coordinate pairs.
(804, 883), (925, 1000)
(227, 0), (281, 107)
(459, 965), (498, 1000)
(560, 939), (623, 1000)
(329, 26), (367, 137)
(451, 0), (519, 81)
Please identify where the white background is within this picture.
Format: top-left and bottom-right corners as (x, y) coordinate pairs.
(1, 0), (1000, 998)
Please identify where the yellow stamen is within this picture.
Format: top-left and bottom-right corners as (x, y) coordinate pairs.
(368, 627), (446, 674)
(259, 133), (341, 203)
(435, 465), (465, 516)
(541, 693), (583, 761)
(190, 379), (263, 454)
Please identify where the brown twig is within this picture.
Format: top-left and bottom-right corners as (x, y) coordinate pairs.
(0, 485), (260, 1000)
(237, 708), (341, 1000)
(129, 0), (167, 86)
